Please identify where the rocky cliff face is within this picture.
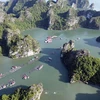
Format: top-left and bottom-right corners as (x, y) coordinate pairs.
(9, 35), (40, 59)
(61, 41), (100, 85)
(47, 8), (55, 30)
(61, 40), (90, 83)
(68, 0), (89, 8)
(2, 0), (100, 30)
(0, 9), (6, 24)
(88, 16), (100, 29)
(4, 0), (38, 13)
(78, 10), (100, 29)
(29, 83), (43, 100)
(2, 28), (20, 46)
(2, 27), (40, 59)
(66, 8), (79, 30)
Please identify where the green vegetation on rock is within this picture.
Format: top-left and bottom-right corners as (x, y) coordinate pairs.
(70, 56), (100, 83)
(0, 0), (100, 58)
(1, 0), (100, 31)
(0, 25), (3, 39)
(0, 83), (43, 100)
(9, 34), (40, 59)
(61, 40), (100, 84)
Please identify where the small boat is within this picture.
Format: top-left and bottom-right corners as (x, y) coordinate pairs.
(22, 74), (29, 80)
(48, 57), (52, 60)
(44, 40), (48, 43)
(38, 65), (43, 70)
(28, 58), (35, 64)
(53, 92), (57, 94)
(45, 92), (48, 94)
(45, 36), (52, 43)
(60, 37), (62, 40)
(34, 56), (38, 59)
(35, 65), (43, 70)
(51, 36), (57, 39)
(2, 85), (6, 89)
(9, 79), (16, 86)
(77, 37), (80, 40)
(0, 73), (3, 78)
(11, 66), (17, 70)
(10, 66), (21, 73)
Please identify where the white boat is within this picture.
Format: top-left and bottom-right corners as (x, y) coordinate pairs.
(22, 74), (29, 80)
(35, 65), (43, 70)
(51, 36), (57, 39)
(9, 79), (16, 86)
(38, 65), (43, 70)
(10, 66), (21, 73)
(48, 57), (52, 60)
(2, 85), (6, 89)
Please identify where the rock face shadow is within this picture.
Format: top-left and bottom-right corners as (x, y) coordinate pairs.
(39, 48), (69, 83)
(0, 85), (27, 96)
(76, 90), (100, 100)
(84, 37), (100, 48)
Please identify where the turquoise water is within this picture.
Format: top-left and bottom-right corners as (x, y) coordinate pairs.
(0, 28), (100, 100)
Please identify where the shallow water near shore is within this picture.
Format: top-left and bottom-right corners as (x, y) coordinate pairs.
(0, 28), (100, 100)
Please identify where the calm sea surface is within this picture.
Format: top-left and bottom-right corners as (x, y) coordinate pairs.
(0, 28), (100, 100)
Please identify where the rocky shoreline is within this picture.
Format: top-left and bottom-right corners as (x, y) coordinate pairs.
(1, 27), (40, 59)
(0, 83), (43, 100)
(29, 83), (43, 100)
(60, 40), (100, 84)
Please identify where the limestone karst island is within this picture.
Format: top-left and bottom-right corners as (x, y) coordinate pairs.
(0, 0), (100, 100)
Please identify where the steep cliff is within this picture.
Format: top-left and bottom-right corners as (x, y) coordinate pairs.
(68, 0), (89, 9)
(2, 27), (40, 59)
(61, 41), (100, 84)
(9, 35), (40, 59)
(2, 0), (100, 30)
